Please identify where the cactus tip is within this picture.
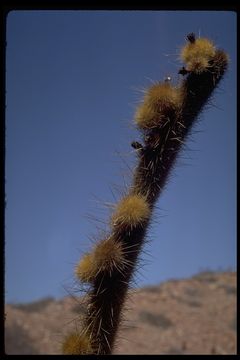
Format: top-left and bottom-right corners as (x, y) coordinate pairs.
(181, 37), (216, 73)
(135, 82), (182, 129)
(94, 238), (125, 273)
(62, 332), (93, 355)
(75, 252), (95, 283)
(111, 194), (150, 228)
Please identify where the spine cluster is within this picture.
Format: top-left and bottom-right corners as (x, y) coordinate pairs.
(62, 33), (228, 355)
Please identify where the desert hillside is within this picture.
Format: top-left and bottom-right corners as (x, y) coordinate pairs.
(5, 271), (236, 355)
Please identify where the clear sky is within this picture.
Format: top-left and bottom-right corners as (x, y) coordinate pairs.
(5, 10), (236, 304)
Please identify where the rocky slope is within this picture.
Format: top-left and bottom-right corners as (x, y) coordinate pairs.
(5, 271), (236, 355)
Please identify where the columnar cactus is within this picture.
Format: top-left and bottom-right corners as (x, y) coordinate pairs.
(62, 33), (228, 355)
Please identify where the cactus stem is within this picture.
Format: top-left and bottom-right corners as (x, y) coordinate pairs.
(63, 33), (228, 355)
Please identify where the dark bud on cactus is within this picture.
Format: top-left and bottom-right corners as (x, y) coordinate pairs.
(131, 141), (143, 151)
(187, 32), (196, 43)
(178, 66), (189, 76)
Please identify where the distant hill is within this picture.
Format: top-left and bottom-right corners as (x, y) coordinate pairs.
(4, 271), (236, 355)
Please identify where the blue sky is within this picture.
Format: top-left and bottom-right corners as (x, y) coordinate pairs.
(5, 11), (236, 304)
